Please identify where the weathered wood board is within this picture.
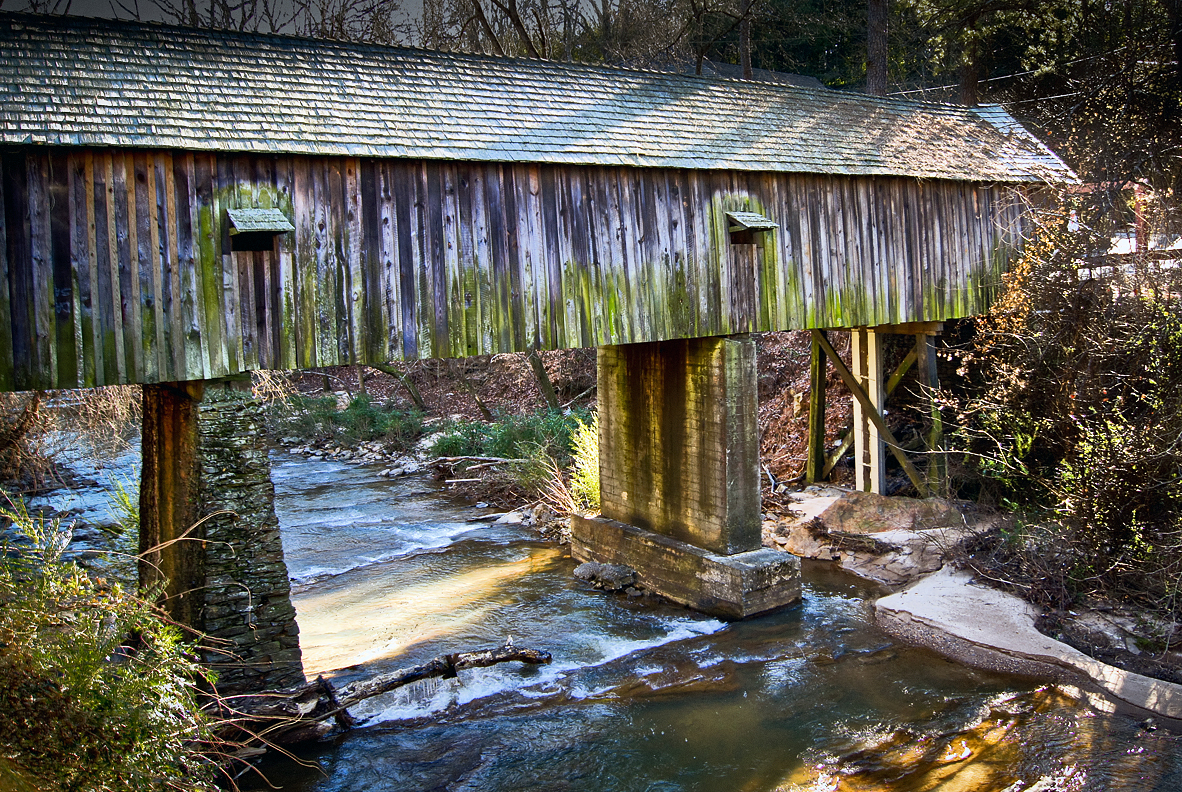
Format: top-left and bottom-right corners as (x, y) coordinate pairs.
(0, 147), (1027, 390)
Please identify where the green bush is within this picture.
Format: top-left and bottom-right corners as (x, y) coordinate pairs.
(267, 394), (424, 451)
(0, 499), (221, 791)
(428, 409), (594, 503)
(429, 408), (591, 466)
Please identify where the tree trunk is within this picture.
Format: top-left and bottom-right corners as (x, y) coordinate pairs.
(526, 348), (560, 410)
(369, 362), (426, 411)
(960, 31), (980, 106)
(740, 0), (752, 80)
(866, 0), (888, 96)
(1168, 0), (1182, 95)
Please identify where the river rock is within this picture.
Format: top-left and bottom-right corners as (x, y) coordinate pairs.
(769, 490), (977, 586)
(573, 561), (637, 592)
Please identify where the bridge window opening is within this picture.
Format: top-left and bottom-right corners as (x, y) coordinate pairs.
(228, 207), (294, 252)
(725, 210), (778, 245)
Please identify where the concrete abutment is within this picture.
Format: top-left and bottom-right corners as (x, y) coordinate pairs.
(572, 336), (801, 618)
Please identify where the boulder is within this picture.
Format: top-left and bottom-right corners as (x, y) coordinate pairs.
(573, 561), (637, 592)
(768, 489), (977, 587)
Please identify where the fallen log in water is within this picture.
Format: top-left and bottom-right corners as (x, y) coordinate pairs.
(216, 644), (552, 746)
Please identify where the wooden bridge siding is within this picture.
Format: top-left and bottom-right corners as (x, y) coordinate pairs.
(0, 147), (1026, 390)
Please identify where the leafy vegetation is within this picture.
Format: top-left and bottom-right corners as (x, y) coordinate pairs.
(568, 413), (600, 513)
(953, 208), (1182, 615)
(0, 499), (222, 791)
(266, 393), (425, 451)
(429, 408), (590, 465)
(430, 408), (595, 506)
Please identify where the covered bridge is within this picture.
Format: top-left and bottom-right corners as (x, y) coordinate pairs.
(0, 12), (1071, 686)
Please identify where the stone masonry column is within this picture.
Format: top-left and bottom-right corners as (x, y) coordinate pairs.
(196, 384), (304, 693)
(140, 381), (304, 694)
(571, 336), (799, 618)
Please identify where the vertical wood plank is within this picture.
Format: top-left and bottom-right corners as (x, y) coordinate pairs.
(409, 163), (433, 358)
(503, 166), (526, 351)
(81, 151), (104, 385)
(291, 156), (317, 368)
(27, 155), (56, 387)
(95, 153), (124, 383)
(311, 158), (338, 367)
(359, 158), (387, 363)
(158, 154), (184, 380)
(49, 151), (78, 388)
(392, 160), (419, 359)
(194, 154), (225, 377)
(439, 163), (465, 357)
(421, 162), (448, 358)
(69, 153), (95, 387)
(173, 153), (206, 379)
(344, 157), (364, 364)
(376, 161), (402, 361)
(0, 154), (18, 391)
(590, 166), (625, 344)
(483, 164), (509, 353)
(533, 165), (557, 347)
(467, 165), (494, 355)
(453, 164), (479, 356)
(147, 153), (173, 381)
(130, 152), (157, 382)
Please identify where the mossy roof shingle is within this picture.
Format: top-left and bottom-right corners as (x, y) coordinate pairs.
(0, 12), (1075, 183)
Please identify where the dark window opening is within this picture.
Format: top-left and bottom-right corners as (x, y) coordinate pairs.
(726, 210), (778, 247)
(227, 207), (294, 253)
(230, 231), (278, 252)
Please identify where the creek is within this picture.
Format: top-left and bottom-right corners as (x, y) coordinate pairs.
(245, 454), (1182, 791)
(27, 447), (1182, 790)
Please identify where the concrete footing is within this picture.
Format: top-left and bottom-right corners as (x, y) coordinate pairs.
(571, 515), (801, 619)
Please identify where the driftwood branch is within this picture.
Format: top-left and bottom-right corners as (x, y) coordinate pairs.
(431, 455), (529, 465)
(219, 644), (551, 745)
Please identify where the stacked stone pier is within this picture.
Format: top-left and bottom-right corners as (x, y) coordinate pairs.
(571, 336), (801, 619)
(140, 382), (305, 694)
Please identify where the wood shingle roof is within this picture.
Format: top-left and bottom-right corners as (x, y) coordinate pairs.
(0, 12), (1075, 183)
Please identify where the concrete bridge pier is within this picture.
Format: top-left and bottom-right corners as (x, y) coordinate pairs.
(139, 381), (304, 694)
(571, 336), (801, 619)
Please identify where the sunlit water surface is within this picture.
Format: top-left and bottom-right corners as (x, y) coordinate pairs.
(50, 450), (1178, 792)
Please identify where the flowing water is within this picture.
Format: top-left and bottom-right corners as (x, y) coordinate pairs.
(26, 447), (1182, 790)
(241, 454), (1182, 792)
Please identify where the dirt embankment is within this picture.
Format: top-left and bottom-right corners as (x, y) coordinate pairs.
(286, 330), (945, 490)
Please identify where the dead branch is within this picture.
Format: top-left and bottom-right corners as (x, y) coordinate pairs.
(431, 455), (529, 464)
(218, 643), (550, 745)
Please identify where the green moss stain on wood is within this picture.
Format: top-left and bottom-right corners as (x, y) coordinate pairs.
(0, 148), (1030, 388)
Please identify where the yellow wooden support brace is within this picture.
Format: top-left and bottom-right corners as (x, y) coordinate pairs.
(822, 347), (916, 478)
(812, 330), (931, 498)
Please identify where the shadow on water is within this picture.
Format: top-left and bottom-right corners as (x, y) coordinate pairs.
(245, 455), (1182, 792)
